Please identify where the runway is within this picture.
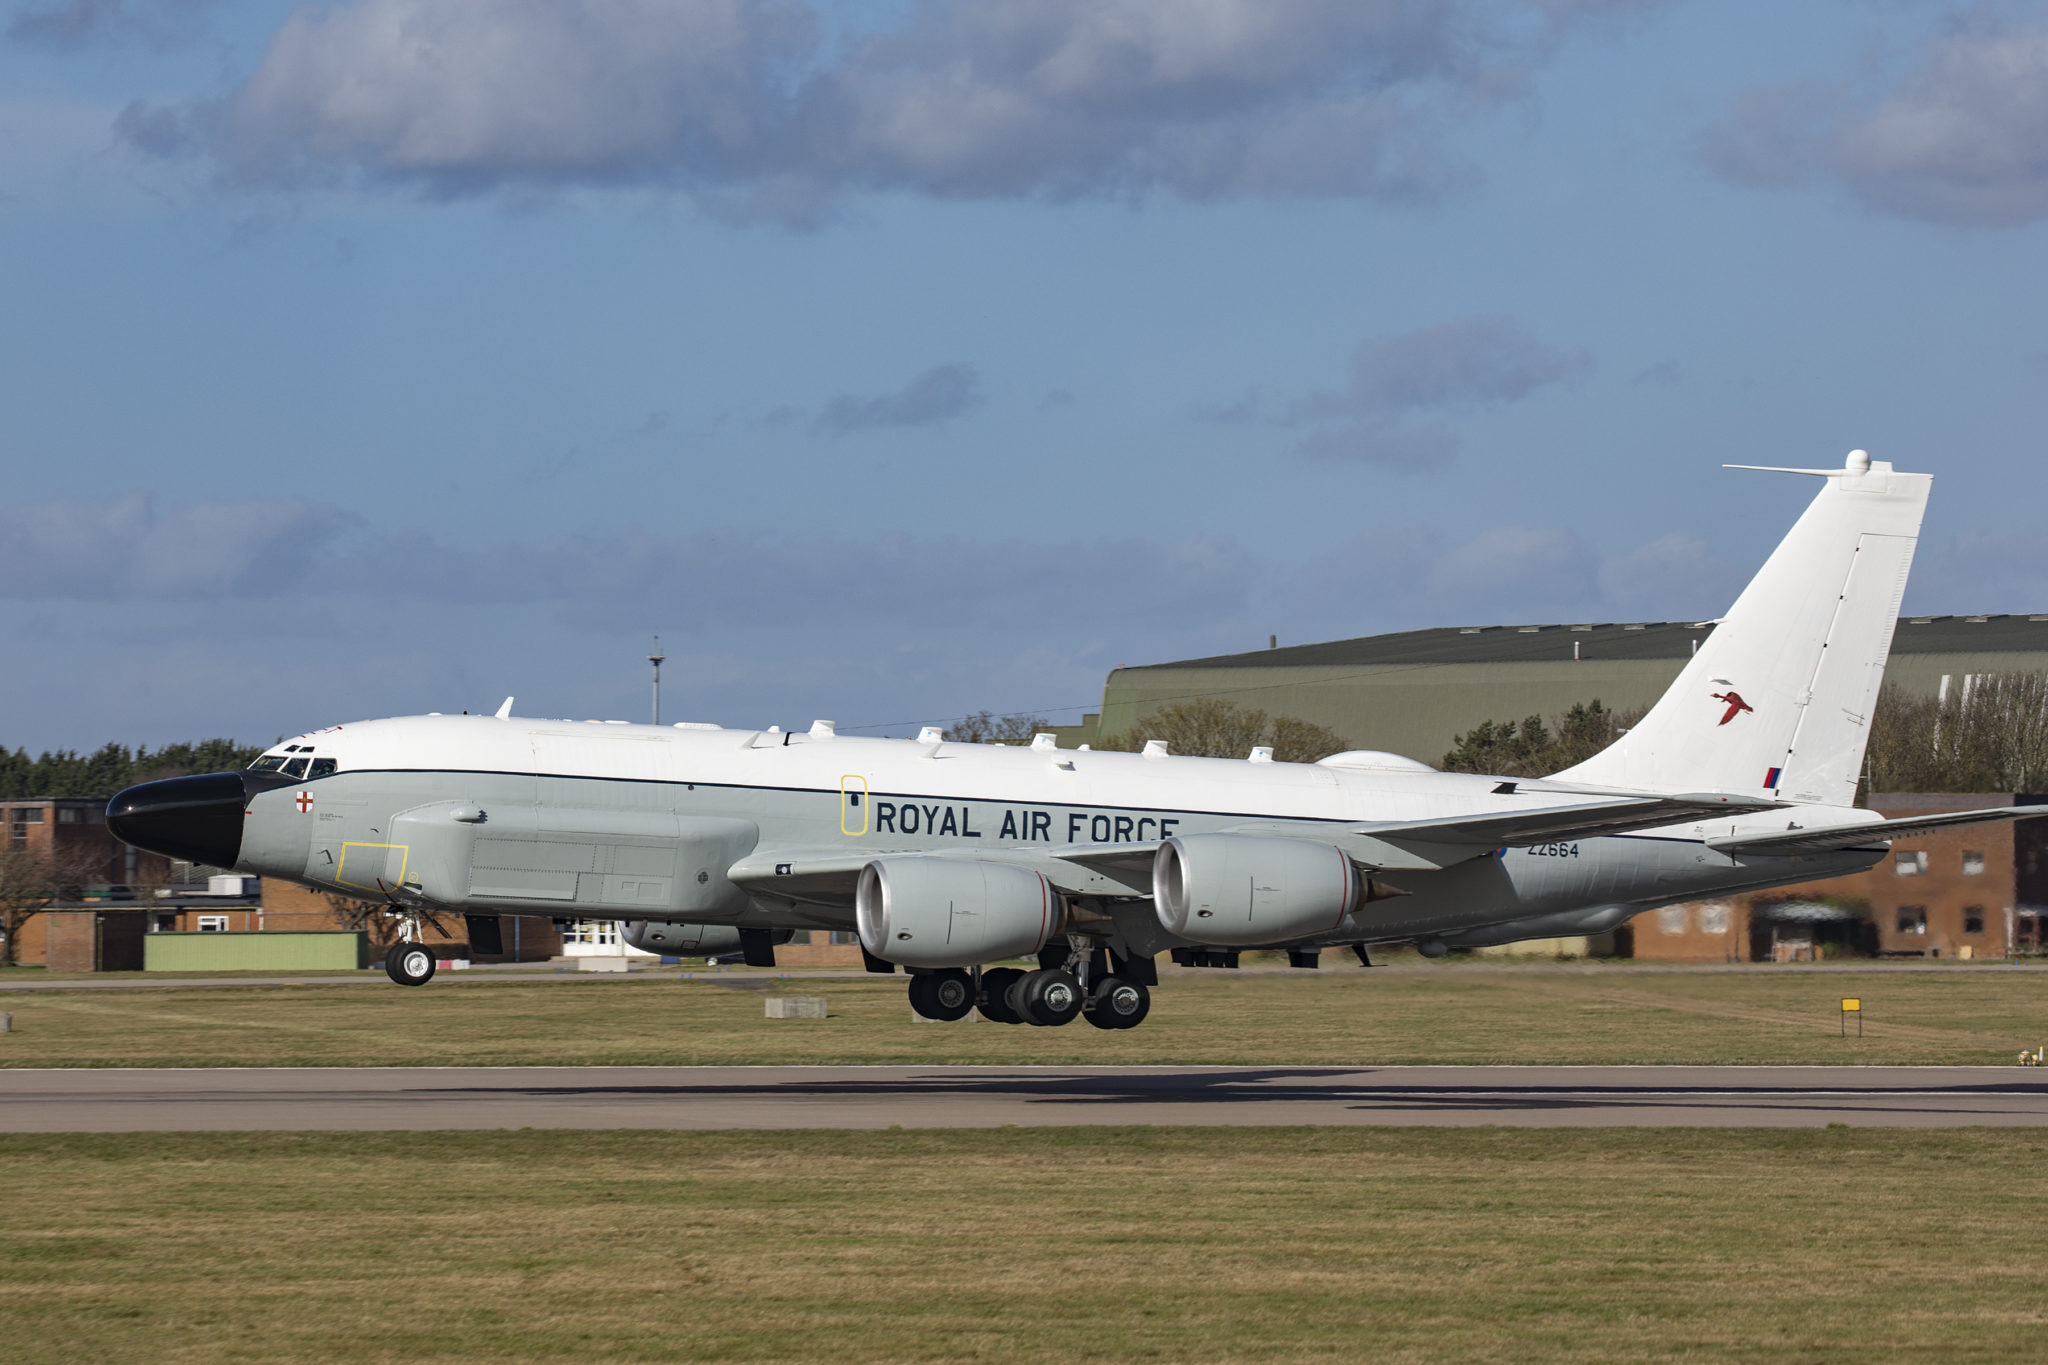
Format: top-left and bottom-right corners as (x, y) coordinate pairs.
(4, 1065), (2046, 1131)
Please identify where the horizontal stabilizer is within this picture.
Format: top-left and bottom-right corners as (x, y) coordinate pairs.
(1707, 805), (2048, 856)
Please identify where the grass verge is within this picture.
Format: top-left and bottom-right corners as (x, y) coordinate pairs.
(1, 1127), (2043, 1361)
(2, 968), (2047, 1067)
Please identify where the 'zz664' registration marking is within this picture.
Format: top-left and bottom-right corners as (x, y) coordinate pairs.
(1527, 843), (1580, 858)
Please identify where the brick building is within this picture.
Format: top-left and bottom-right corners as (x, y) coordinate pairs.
(1622, 793), (2048, 962)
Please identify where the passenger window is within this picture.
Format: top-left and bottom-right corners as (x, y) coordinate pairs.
(308, 758), (337, 778)
(281, 757), (309, 779)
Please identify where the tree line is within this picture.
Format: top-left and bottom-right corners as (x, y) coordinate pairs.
(1441, 672), (2048, 796)
(950, 700), (1350, 764)
(0, 740), (266, 801)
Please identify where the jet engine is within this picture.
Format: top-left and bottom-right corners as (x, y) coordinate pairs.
(618, 920), (746, 956)
(1152, 833), (1360, 946)
(855, 856), (1061, 969)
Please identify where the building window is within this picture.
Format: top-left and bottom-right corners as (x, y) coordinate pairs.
(197, 915), (229, 933)
(57, 808), (79, 824)
(560, 920), (620, 947)
(1700, 904), (1731, 934)
(1656, 906), (1688, 934)
(1896, 850), (1927, 876)
(1964, 907), (1985, 935)
(18, 809), (42, 824)
(829, 931), (858, 945)
(1962, 852), (1986, 876)
(1897, 906), (1927, 935)
(787, 930), (812, 945)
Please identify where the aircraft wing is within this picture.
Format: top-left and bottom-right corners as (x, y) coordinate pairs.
(729, 845), (1158, 904)
(1349, 792), (1778, 854)
(1706, 805), (2048, 856)
(726, 849), (872, 907)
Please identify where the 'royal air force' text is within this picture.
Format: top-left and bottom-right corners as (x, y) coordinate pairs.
(869, 801), (1178, 844)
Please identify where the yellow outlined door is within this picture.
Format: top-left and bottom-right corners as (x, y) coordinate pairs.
(840, 776), (870, 836)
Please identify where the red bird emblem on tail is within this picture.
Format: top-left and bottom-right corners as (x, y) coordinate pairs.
(1710, 690), (1753, 726)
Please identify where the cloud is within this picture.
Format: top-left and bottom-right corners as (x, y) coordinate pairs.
(1306, 315), (1595, 419)
(815, 363), (984, 433)
(1281, 315), (1592, 469)
(1705, 13), (2048, 228)
(1293, 421), (1460, 470)
(6, 0), (211, 48)
(0, 493), (350, 599)
(111, 0), (1657, 219)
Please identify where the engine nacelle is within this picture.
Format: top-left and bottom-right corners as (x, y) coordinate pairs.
(618, 920), (746, 956)
(1153, 834), (1360, 946)
(856, 856), (1061, 969)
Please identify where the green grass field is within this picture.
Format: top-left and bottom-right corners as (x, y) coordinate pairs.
(2, 1127), (2043, 1361)
(4, 966), (2046, 1067)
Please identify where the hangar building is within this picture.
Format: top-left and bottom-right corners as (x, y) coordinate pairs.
(1084, 614), (2048, 763)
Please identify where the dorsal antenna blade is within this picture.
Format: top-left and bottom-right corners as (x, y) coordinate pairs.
(494, 697), (514, 720)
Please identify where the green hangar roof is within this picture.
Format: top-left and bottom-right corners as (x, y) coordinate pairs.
(1093, 615), (2048, 765)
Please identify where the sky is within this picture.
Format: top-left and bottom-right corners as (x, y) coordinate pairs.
(3, 0), (2046, 753)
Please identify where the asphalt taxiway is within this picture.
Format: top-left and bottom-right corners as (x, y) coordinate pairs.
(4, 1065), (2045, 1131)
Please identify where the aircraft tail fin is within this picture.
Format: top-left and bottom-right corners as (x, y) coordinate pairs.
(1553, 451), (1930, 807)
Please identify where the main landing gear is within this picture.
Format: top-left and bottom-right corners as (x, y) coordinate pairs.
(906, 949), (1152, 1029)
(907, 968), (976, 1022)
(385, 941), (436, 986)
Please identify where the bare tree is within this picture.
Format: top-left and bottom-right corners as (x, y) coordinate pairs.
(0, 847), (92, 968)
(944, 711), (1051, 744)
(1866, 672), (2048, 795)
(1099, 699), (1350, 763)
(321, 890), (450, 952)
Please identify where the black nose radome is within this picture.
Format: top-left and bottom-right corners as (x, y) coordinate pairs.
(106, 771), (251, 870)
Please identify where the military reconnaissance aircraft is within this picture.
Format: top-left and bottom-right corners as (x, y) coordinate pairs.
(106, 453), (2046, 1028)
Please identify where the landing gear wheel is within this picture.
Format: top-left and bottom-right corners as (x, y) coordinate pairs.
(979, 967), (1026, 1024)
(385, 941), (436, 986)
(1015, 969), (1083, 1027)
(908, 970), (975, 1022)
(1084, 975), (1150, 1030)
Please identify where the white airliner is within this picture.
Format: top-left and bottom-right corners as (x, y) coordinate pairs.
(108, 452), (2044, 1028)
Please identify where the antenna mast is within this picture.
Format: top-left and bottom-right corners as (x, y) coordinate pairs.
(648, 635), (666, 726)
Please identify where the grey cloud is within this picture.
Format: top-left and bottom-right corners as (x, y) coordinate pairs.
(0, 493), (350, 599)
(113, 0), (1645, 217)
(1297, 519), (1730, 630)
(1283, 315), (1591, 471)
(1312, 315), (1594, 419)
(1705, 15), (2048, 228)
(7, 0), (210, 48)
(815, 363), (984, 433)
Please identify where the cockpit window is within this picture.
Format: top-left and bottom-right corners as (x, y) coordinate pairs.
(307, 758), (337, 778)
(249, 755), (287, 772)
(281, 757), (309, 779)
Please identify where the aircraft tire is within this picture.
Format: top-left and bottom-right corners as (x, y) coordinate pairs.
(979, 967), (1027, 1024)
(909, 970), (975, 1022)
(385, 942), (436, 987)
(1084, 975), (1150, 1030)
(1015, 969), (1083, 1027)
